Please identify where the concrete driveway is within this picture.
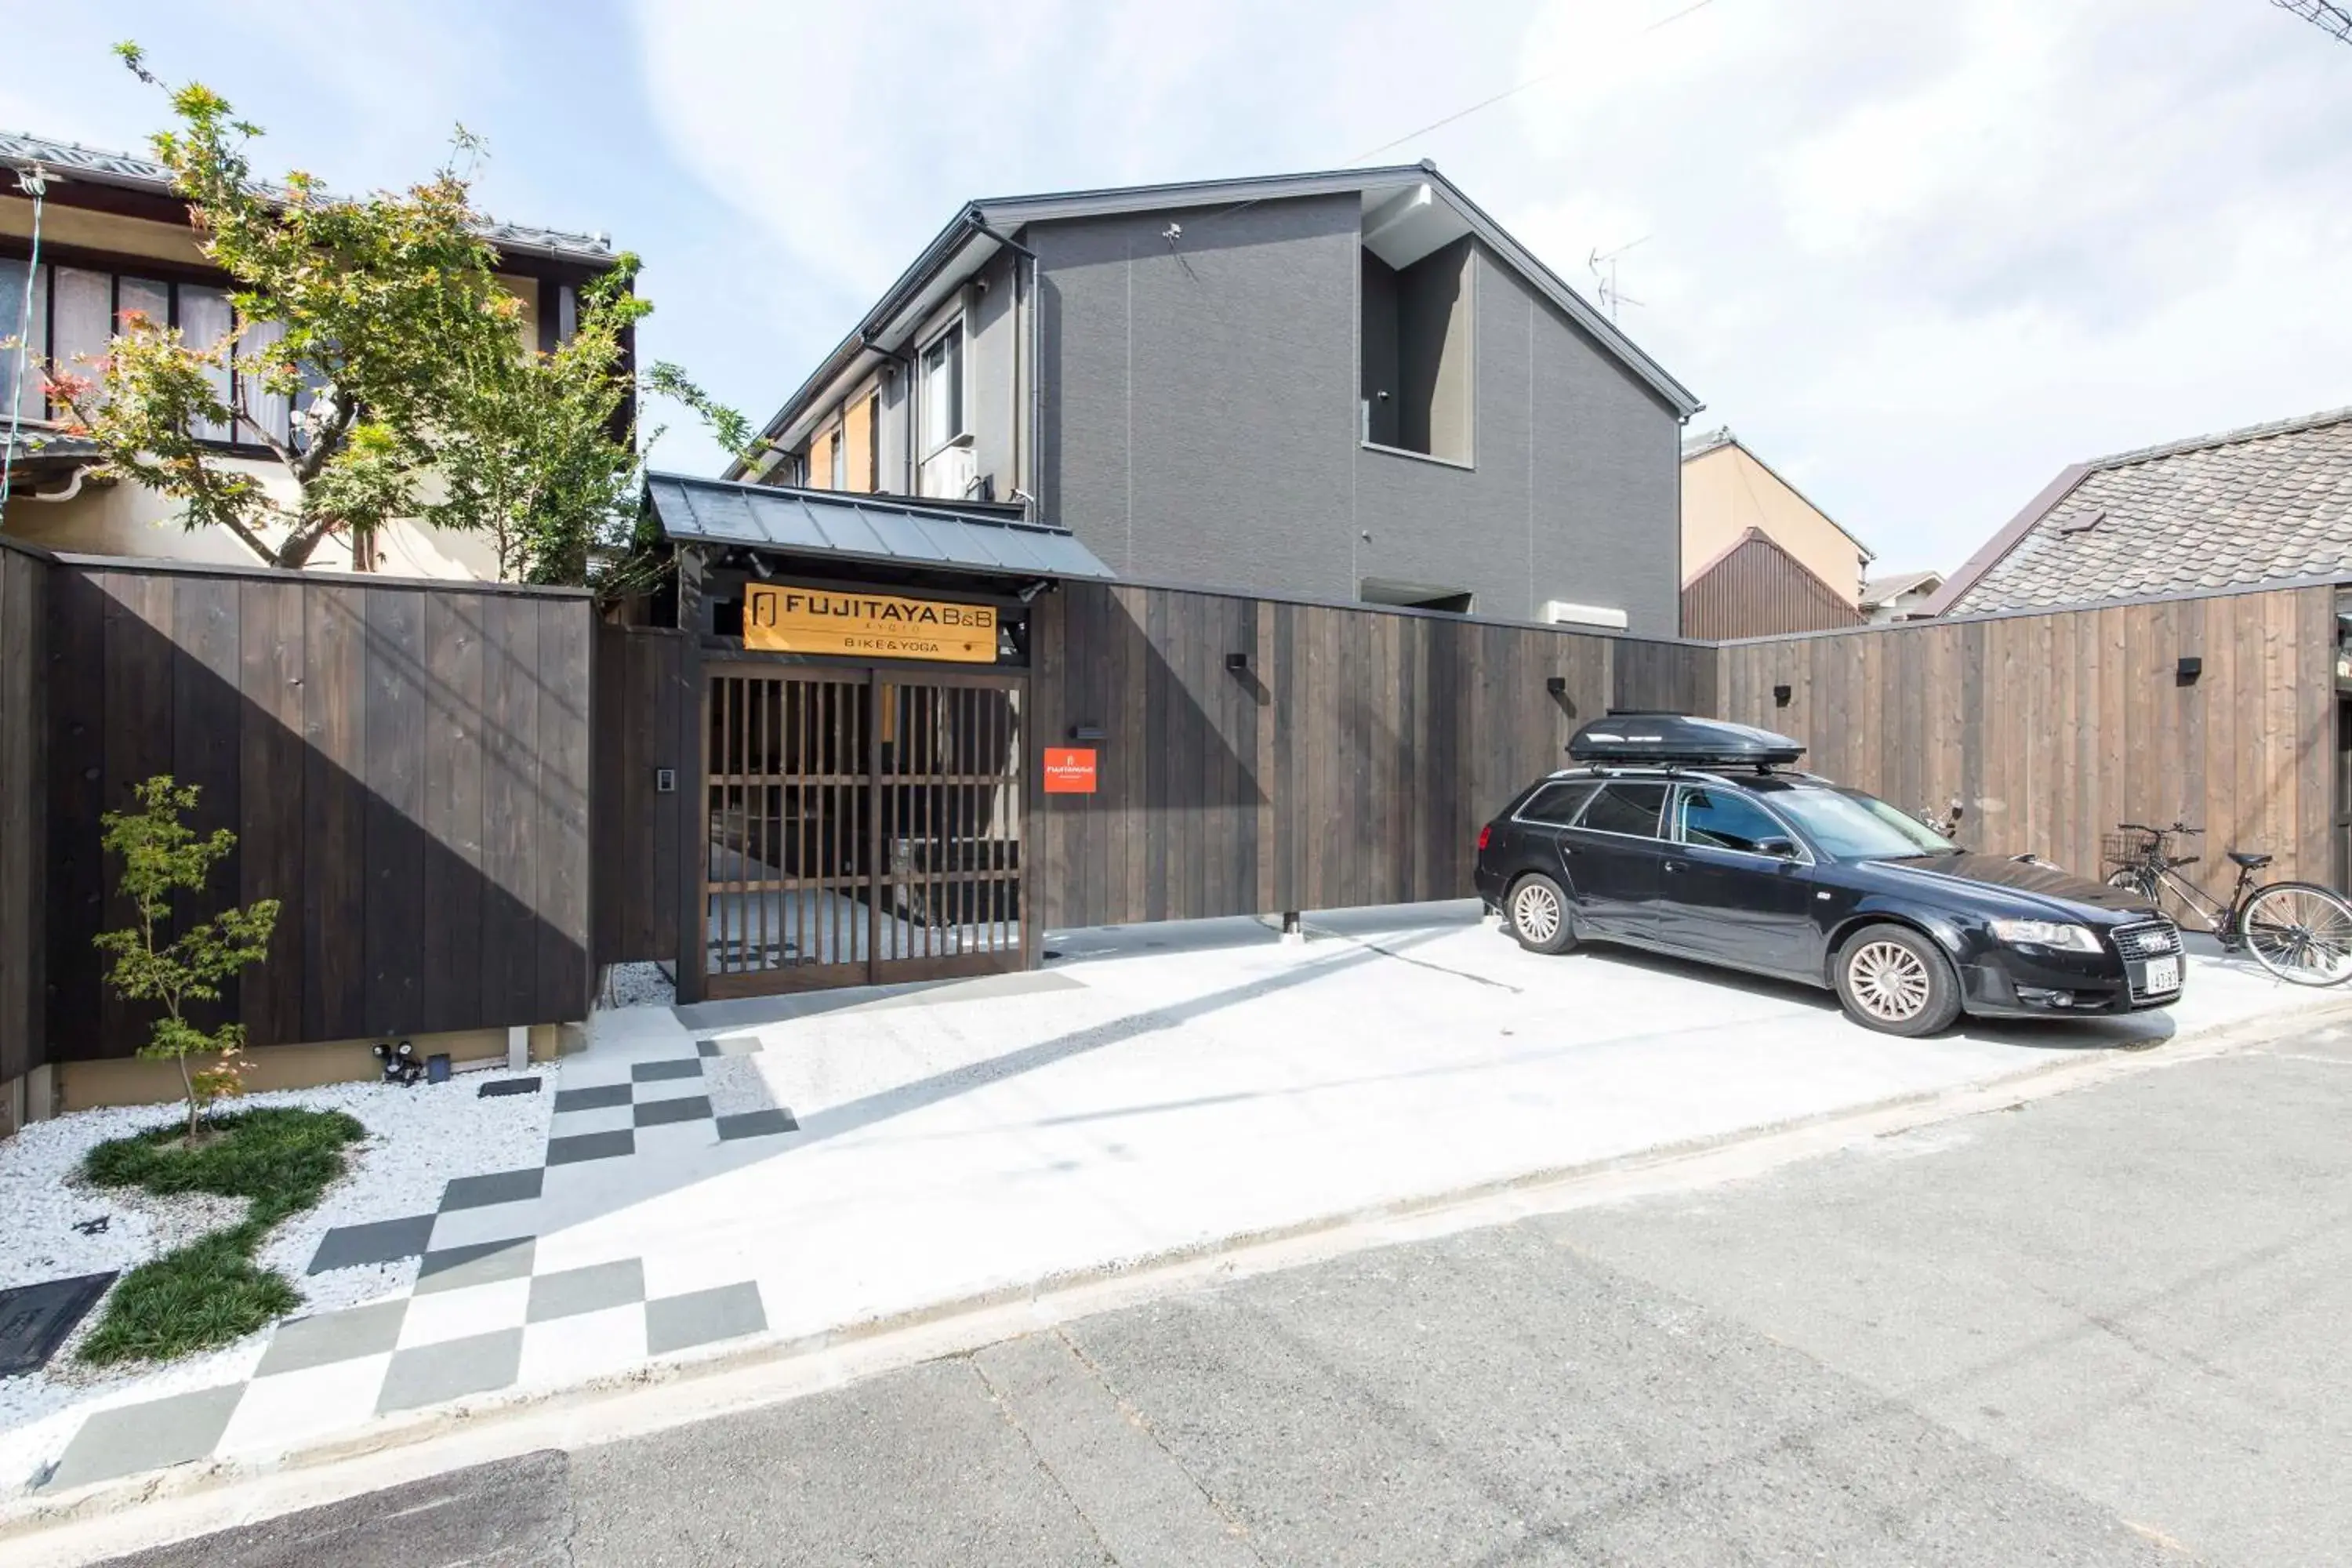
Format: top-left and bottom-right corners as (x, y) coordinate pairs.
(14, 899), (2347, 1515)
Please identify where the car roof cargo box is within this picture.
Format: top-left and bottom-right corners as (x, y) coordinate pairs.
(1567, 713), (1806, 768)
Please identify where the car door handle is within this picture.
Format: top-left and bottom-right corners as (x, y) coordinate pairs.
(1663, 859), (1686, 873)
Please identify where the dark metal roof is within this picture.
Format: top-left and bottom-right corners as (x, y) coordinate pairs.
(644, 473), (1116, 580)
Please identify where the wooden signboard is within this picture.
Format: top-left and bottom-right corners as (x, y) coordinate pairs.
(743, 584), (998, 663)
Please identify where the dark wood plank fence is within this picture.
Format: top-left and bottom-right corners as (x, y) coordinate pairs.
(44, 559), (594, 1061)
(1716, 583), (2339, 885)
(592, 625), (691, 967)
(0, 540), (48, 1083)
(1029, 583), (1715, 928)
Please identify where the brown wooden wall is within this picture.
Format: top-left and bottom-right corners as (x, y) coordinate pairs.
(1682, 530), (1865, 641)
(1717, 584), (2340, 885)
(44, 561), (595, 1062)
(592, 625), (692, 966)
(0, 542), (48, 1083)
(1029, 583), (1717, 928)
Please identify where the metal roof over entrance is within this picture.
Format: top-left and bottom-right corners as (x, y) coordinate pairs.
(645, 473), (1116, 581)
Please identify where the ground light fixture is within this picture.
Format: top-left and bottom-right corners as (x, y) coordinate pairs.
(2176, 655), (2202, 686)
(372, 1040), (423, 1087)
(1225, 652), (1251, 673)
(1773, 684), (1792, 707)
(1544, 676), (1568, 695)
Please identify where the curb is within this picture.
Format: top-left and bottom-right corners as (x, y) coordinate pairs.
(12, 991), (2352, 1560)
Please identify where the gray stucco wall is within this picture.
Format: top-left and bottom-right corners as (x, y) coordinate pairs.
(1033, 194), (1685, 633)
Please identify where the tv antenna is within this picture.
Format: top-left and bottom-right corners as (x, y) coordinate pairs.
(1587, 236), (1650, 321)
(2272, 0), (2352, 43)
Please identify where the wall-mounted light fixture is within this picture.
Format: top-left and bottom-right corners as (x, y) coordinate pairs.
(1225, 652), (1251, 673)
(1773, 684), (1792, 708)
(1068, 724), (1105, 742)
(2176, 655), (2202, 687)
(1544, 676), (1568, 696)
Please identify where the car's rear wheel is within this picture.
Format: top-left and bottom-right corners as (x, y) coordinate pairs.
(1834, 923), (1962, 1036)
(1507, 873), (1577, 955)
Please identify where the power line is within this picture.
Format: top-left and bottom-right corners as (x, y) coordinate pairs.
(2272, 0), (2352, 44)
(1345, 0), (1719, 165)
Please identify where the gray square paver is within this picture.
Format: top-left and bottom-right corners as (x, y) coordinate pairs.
(547, 1130), (634, 1165)
(307, 1213), (437, 1274)
(715, 1109), (798, 1141)
(42, 1384), (245, 1492)
(415, 1239), (536, 1295)
(631, 1058), (703, 1083)
(552, 1083), (633, 1112)
(645, 1281), (767, 1356)
(696, 1036), (763, 1058)
(255, 1298), (408, 1376)
(376, 1328), (524, 1414)
(440, 1167), (545, 1213)
(527, 1259), (648, 1323)
(633, 1095), (712, 1128)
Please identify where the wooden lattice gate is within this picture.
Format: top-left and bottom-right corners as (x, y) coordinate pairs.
(699, 665), (1028, 997)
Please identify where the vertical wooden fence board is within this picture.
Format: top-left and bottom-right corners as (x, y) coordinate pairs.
(423, 592), (487, 1033)
(0, 549), (46, 1083)
(238, 579), (307, 1047)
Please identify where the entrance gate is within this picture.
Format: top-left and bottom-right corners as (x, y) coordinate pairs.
(700, 665), (1028, 997)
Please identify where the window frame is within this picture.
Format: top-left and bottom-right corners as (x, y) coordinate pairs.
(0, 250), (291, 456)
(916, 317), (967, 459)
(1511, 780), (1599, 829)
(1568, 779), (1671, 841)
(1668, 782), (1813, 866)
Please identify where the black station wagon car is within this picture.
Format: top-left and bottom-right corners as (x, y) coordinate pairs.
(1473, 715), (2184, 1036)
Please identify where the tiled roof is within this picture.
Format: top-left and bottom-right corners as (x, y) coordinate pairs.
(1947, 406), (2352, 615)
(1860, 569), (1941, 605)
(0, 131), (615, 266)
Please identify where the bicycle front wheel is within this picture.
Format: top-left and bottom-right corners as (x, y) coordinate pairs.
(2239, 882), (2352, 986)
(2106, 867), (2159, 903)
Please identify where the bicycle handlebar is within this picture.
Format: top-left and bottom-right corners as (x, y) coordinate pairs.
(2118, 821), (2203, 837)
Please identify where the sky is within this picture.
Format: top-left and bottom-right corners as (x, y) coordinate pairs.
(5, 0), (2350, 575)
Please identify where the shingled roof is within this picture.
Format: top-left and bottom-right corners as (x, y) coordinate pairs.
(1934, 406), (2352, 615)
(0, 130), (615, 266)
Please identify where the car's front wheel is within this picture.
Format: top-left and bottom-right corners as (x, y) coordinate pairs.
(1507, 873), (1577, 955)
(1834, 923), (1962, 1036)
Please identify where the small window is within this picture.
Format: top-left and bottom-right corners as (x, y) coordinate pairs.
(1576, 782), (1668, 839)
(919, 320), (964, 453)
(1674, 787), (1790, 855)
(1518, 782), (1598, 826)
(866, 393), (882, 492)
(828, 419), (847, 488)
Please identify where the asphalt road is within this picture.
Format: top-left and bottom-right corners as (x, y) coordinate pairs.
(99, 1017), (2352, 1567)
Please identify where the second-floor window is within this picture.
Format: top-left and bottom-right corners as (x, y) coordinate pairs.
(0, 256), (303, 448)
(828, 418), (847, 488)
(918, 319), (964, 456)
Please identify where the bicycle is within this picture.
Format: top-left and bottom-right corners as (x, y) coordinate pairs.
(2103, 821), (2352, 986)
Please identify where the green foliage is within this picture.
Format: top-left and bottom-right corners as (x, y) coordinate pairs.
(59, 42), (753, 583)
(78, 1106), (365, 1363)
(96, 776), (280, 1142)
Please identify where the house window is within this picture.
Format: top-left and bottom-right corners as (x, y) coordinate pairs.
(828, 418), (847, 489)
(0, 257), (289, 446)
(1359, 238), (1472, 463)
(866, 392), (882, 492)
(919, 320), (964, 455)
(1360, 577), (1473, 614)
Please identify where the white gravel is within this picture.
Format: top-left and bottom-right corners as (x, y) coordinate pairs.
(601, 961), (676, 1010)
(0, 1069), (552, 1485)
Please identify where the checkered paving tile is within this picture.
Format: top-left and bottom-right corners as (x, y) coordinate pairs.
(47, 1040), (801, 1496)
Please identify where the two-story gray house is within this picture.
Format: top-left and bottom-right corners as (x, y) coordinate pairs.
(728, 163), (1704, 634)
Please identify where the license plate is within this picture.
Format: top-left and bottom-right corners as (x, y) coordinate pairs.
(2142, 955), (2180, 994)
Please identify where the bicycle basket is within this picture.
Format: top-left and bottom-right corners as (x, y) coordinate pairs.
(2102, 829), (2160, 867)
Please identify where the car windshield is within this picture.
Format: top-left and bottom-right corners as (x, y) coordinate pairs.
(1770, 786), (1958, 860)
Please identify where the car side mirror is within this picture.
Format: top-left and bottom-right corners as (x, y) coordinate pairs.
(1758, 837), (1799, 860)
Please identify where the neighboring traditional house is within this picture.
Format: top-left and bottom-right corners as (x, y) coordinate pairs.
(727, 163), (1705, 635)
(0, 131), (623, 577)
(1678, 427), (1871, 639)
(1858, 568), (1944, 622)
(1928, 406), (2352, 616)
